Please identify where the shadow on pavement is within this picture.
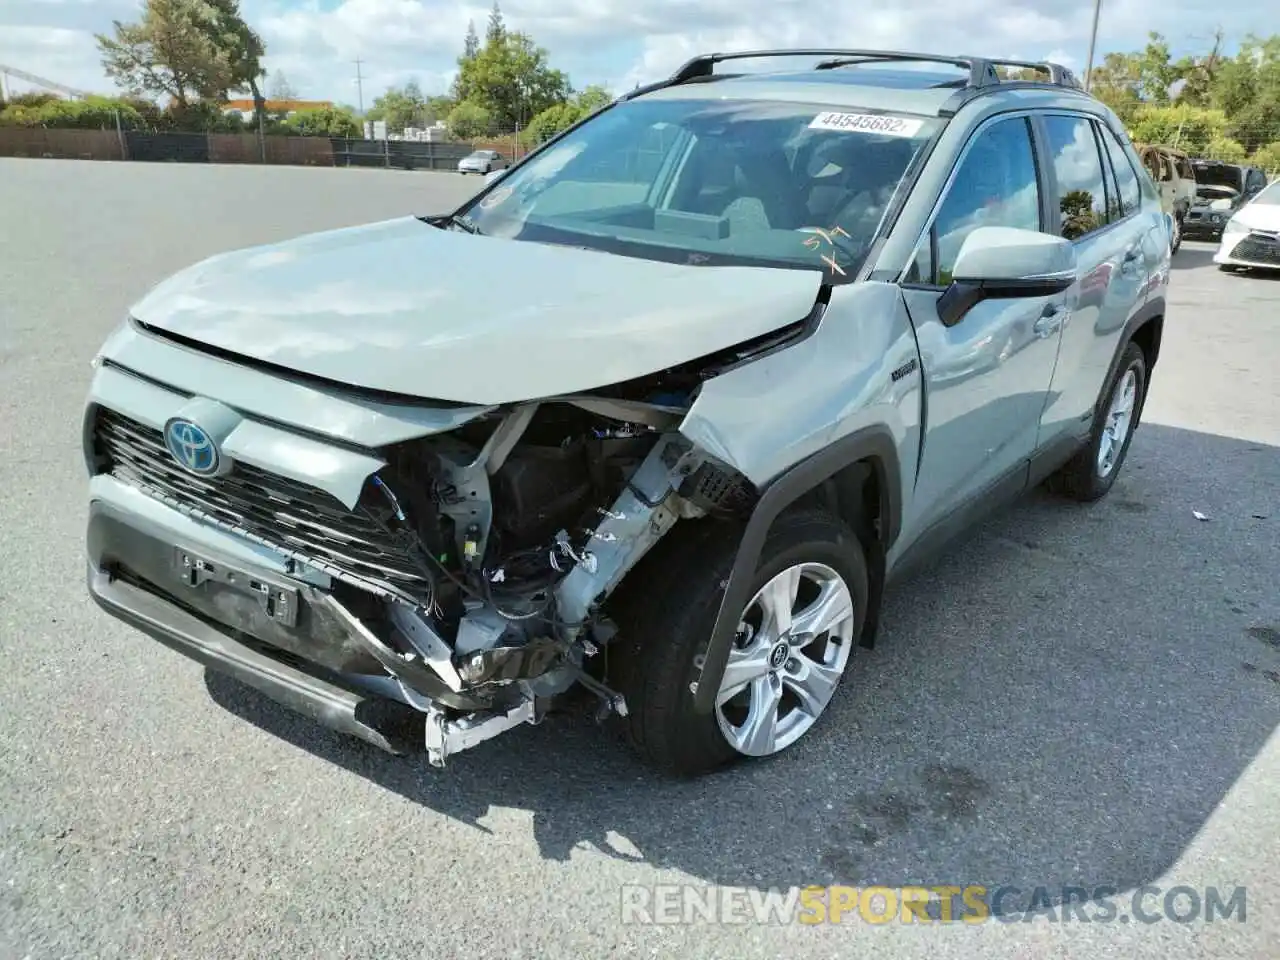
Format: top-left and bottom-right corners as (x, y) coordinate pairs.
(205, 422), (1280, 901)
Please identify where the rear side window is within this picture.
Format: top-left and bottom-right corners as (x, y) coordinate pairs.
(1097, 124), (1142, 218)
(911, 116), (1042, 285)
(1042, 115), (1109, 241)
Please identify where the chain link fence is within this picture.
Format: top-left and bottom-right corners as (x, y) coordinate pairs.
(0, 125), (543, 171)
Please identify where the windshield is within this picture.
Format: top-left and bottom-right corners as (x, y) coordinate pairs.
(1251, 180), (1280, 205)
(458, 96), (940, 281)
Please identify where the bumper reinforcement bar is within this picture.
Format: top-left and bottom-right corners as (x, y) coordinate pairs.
(88, 563), (427, 755)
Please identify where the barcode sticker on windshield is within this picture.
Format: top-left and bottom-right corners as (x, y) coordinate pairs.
(808, 112), (924, 137)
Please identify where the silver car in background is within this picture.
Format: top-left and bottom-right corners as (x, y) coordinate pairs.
(457, 148), (507, 175)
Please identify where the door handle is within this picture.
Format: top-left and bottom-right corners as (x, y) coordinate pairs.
(1033, 305), (1066, 339)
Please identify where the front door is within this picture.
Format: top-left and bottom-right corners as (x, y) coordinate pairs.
(897, 113), (1067, 543)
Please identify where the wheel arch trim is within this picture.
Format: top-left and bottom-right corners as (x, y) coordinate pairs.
(1106, 295), (1164, 426)
(691, 425), (902, 714)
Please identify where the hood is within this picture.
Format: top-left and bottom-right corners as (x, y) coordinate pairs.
(130, 216), (823, 405)
(1232, 201), (1280, 233)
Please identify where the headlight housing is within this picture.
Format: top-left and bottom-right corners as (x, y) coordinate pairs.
(1222, 216), (1249, 238)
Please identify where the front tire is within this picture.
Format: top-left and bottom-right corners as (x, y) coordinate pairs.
(1046, 340), (1147, 502)
(607, 510), (869, 777)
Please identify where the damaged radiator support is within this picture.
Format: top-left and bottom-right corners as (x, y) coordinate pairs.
(553, 432), (703, 630)
(362, 421), (706, 765)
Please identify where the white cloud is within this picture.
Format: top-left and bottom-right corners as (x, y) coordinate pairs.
(0, 0), (1272, 107)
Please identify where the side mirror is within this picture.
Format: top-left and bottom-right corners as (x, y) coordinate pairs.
(937, 226), (1077, 328)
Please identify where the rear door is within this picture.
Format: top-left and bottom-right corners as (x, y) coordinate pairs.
(1033, 113), (1150, 447)
(897, 113), (1066, 538)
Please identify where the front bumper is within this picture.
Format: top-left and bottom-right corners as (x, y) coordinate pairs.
(87, 561), (427, 754)
(86, 475), (543, 763)
(1213, 232), (1280, 270)
(1182, 215), (1227, 240)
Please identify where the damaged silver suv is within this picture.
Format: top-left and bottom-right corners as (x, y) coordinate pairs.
(84, 49), (1171, 776)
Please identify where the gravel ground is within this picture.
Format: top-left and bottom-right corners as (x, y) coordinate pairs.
(1, 158), (1277, 960)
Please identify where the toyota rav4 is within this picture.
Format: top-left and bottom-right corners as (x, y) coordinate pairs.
(84, 49), (1171, 777)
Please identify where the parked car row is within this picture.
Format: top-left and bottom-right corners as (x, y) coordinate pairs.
(1182, 159), (1271, 243)
(1134, 144), (1273, 256)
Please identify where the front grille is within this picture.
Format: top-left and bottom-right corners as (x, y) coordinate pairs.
(1230, 234), (1280, 266)
(93, 408), (429, 599)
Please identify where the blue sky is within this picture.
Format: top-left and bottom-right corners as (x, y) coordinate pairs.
(1, 0), (1273, 108)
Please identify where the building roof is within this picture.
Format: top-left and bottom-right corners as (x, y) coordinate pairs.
(222, 98), (333, 113)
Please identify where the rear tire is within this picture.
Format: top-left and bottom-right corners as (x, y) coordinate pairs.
(1046, 340), (1147, 502)
(606, 510), (869, 777)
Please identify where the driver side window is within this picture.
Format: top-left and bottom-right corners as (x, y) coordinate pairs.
(910, 116), (1043, 286)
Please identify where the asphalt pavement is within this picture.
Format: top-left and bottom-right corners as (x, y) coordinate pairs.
(1, 158), (1277, 959)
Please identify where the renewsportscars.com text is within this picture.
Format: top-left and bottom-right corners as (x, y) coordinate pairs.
(620, 884), (1248, 926)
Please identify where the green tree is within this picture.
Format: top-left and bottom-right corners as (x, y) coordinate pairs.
(1209, 35), (1280, 152)
(95, 0), (234, 107)
(446, 99), (492, 139)
(524, 101), (580, 142)
(575, 85), (613, 114)
(1251, 141), (1280, 174)
(1129, 103), (1231, 154)
(453, 20), (482, 102)
(1171, 30), (1226, 106)
(282, 105), (360, 137)
(35, 96), (144, 129)
(426, 95), (455, 123)
(1088, 52), (1143, 121)
(1204, 135), (1248, 162)
(367, 81), (429, 133)
(456, 30), (570, 130)
(3, 91), (60, 110)
(524, 85), (613, 142)
(485, 2), (506, 47)
(199, 0), (267, 126)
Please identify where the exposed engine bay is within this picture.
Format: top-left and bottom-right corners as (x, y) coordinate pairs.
(294, 384), (761, 766)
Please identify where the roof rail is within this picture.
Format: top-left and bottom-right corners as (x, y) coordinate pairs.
(618, 48), (1083, 102)
(982, 57), (1082, 89)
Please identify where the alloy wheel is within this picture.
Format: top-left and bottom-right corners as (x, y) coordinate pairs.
(1097, 367), (1138, 478)
(712, 562), (855, 756)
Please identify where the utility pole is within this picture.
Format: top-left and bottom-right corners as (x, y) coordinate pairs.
(1083, 0), (1103, 92)
(353, 57), (365, 115)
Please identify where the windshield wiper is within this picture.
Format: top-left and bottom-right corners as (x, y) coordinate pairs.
(444, 213), (483, 235)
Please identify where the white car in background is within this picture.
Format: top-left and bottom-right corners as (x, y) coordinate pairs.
(1214, 179), (1280, 272)
(457, 149), (508, 175)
